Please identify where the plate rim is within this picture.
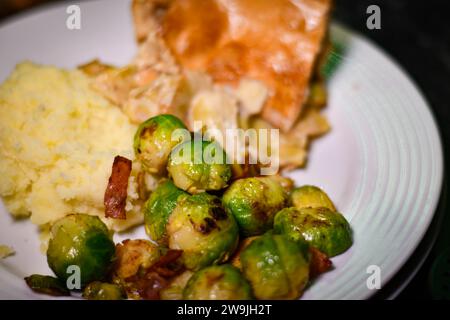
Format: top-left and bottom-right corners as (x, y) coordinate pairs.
(331, 22), (444, 299)
(0, 0), (445, 300)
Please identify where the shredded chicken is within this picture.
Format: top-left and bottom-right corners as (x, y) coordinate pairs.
(250, 109), (329, 171)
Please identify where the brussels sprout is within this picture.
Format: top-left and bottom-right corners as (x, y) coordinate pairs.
(167, 193), (239, 270)
(167, 139), (232, 194)
(274, 207), (352, 257)
(183, 265), (253, 300)
(82, 281), (126, 300)
(289, 185), (336, 211)
(134, 114), (188, 175)
(240, 233), (310, 300)
(144, 180), (188, 244)
(47, 214), (115, 286)
(222, 176), (288, 236)
(24, 274), (70, 296)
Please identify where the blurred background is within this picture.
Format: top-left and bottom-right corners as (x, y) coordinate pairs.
(1, 0), (449, 300)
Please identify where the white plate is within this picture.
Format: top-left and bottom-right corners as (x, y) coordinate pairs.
(0, 0), (443, 300)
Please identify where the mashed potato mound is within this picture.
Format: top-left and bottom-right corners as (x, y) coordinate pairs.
(0, 62), (141, 231)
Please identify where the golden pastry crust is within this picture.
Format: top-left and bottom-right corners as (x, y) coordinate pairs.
(135, 0), (332, 131)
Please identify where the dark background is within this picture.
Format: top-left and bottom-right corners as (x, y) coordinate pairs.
(1, 0), (449, 299)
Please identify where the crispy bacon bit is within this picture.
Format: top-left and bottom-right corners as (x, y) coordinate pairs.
(119, 248), (184, 300)
(104, 156), (132, 219)
(309, 247), (332, 278)
(142, 273), (169, 300)
(126, 272), (168, 300)
(134, 249), (183, 299)
(149, 250), (183, 279)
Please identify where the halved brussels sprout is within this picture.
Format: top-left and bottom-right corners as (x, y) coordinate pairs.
(289, 185), (336, 211)
(134, 114), (188, 175)
(183, 265), (253, 300)
(47, 214), (115, 286)
(274, 207), (352, 257)
(167, 193), (239, 270)
(167, 139), (232, 194)
(144, 180), (188, 244)
(82, 281), (126, 300)
(222, 176), (288, 236)
(240, 233), (310, 300)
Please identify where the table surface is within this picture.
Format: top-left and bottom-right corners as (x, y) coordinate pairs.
(1, 0), (449, 299)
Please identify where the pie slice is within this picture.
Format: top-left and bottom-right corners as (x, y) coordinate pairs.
(133, 0), (332, 131)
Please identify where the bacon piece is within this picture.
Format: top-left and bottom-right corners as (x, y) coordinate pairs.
(309, 247), (332, 278)
(150, 249), (183, 277)
(142, 273), (169, 300)
(126, 272), (168, 300)
(120, 248), (184, 300)
(104, 156), (132, 219)
(140, 250), (184, 299)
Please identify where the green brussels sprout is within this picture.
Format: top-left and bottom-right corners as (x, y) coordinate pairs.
(82, 281), (126, 300)
(47, 214), (115, 286)
(167, 193), (239, 270)
(240, 233), (310, 300)
(167, 139), (232, 194)
(274, 207), (352, 257)
(222, 176), (288, 236)
(134, 114), (188, 175)
(183, 265), (253, 300)
(144, 180), (188, 244)
(24, 274), (70, 296)
(290, 185), (336, 211)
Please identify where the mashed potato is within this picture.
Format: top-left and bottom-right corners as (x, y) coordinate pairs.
(0, 62), (142, 231)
